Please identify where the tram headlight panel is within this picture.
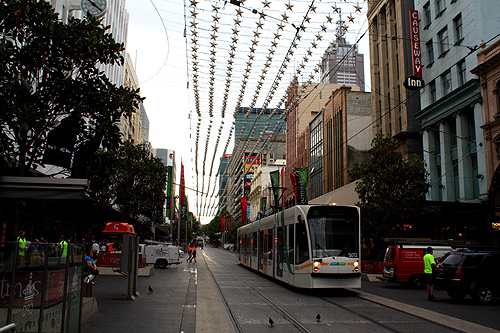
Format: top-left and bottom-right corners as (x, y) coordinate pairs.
(313, 259), (321, 272)
(353, 260), (359, 272)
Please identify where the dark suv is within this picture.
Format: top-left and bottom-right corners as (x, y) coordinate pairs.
(436, 248), (500, 304)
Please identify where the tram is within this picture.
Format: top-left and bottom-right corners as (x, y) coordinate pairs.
(237, 204), (361, 289)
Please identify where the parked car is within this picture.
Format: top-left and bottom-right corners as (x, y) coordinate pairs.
(380, 244), (452, 288)
(436, 247), (500, 304)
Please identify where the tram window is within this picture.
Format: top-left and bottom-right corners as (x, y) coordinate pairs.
(267, 230), (273, 257)
(309, 216), (359, 258)
(296, 223), (309, 264)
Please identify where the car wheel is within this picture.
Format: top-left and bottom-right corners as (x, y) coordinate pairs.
(474, 286), (494, 304)
(446, 290), (466, 300)
(157, 260), (168, 269)
(409, 274), (425, 288)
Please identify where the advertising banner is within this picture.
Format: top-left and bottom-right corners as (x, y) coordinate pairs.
(290, 167), (309, 205)
(241, 197), (248, 222)
(270, 170), (280, 208)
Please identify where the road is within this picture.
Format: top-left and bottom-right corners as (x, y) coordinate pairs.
(205, 246), (500, 332)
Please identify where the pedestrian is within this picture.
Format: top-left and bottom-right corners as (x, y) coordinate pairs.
(60, 235), (68, 258)
(192, 246), (197, 263)
(84, 250), (99, 285)
(28, 239), (45, 265)
(187, 245), (193, 262)
(92, 239), (99, 264)
(424, 246), (439, 302)
(17, 230), (27, 265)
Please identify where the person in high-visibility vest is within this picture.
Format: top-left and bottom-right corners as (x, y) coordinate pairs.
(60, 235), (68, 257)
(17, 230), (27, 264)
(187, 246), (193, 262)
(192, 246), (197, 263)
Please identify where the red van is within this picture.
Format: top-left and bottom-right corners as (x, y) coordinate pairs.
(380, 245), (452, 288)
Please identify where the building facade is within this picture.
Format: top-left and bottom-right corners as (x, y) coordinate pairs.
(414, 0), (499, 204)
(284, 82), (359, 206)
(368, 0), (422, 158)
(323, 87), (372, 191)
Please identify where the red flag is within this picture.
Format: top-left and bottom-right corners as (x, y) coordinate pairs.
(221, 217), (225, 232)
(241, 197), (248, 222)
(180, 163), (185, 205)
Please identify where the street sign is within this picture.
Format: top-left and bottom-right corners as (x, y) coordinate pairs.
(403, 76), (425, 90)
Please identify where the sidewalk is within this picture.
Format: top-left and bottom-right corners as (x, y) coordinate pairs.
(81, 248), (234, 333)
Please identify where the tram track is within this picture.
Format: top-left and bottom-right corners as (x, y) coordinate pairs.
(207, 247), (462, 333)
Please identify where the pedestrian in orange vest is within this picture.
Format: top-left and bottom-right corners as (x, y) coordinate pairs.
(187, 246), (193, 262)
(192, 246), (197, 263)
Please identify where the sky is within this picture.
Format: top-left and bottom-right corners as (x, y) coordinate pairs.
(125, 0), (371, 224)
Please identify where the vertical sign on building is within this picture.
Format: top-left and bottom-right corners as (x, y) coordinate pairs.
(409, 10), (422, 78)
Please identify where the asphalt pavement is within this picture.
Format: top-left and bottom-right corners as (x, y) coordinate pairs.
(81, 248), (500, 333)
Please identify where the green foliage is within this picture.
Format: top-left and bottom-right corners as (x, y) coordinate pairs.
(73, 141), (167, 229)
(348, 134), (436, 240)
(201, 209), (234, 241)
(0, 0), (142, 175)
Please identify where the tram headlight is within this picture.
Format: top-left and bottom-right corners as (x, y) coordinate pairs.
(313, 259), (321, 272)
(353, 260), (359, 272)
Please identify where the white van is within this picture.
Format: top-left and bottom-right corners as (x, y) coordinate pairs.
(139, 244), (181, 268)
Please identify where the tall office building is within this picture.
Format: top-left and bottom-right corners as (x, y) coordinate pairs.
(320, 37), (365, 91)
(367, 0), (422, 158)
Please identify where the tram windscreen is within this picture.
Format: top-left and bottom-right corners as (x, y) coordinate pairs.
(307, 206), (359, 258)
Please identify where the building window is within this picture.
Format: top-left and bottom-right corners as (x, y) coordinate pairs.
(457, 60), (466, 86)
(429, 80), (436, 103)
(453, 13), (463, 45)
(423, 2), (432, 28)
(442, 70), (452, 95)
(426, 39), (434, 66)
(438, 27), (449, 57)
(435, 0), (446, 17)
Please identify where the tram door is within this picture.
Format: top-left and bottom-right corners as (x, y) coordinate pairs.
(276, 227), (283, 278)
(262, 230), (270, 274)
(258, 231), (263, 271)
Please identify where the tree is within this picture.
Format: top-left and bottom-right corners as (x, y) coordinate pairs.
(74, 141), (167, 231)
(348, 134), (436, 245)
(0, 0), (142, 176)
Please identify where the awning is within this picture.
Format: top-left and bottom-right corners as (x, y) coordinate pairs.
(0, 176), (88, 199)
(310, 180), (359, 206)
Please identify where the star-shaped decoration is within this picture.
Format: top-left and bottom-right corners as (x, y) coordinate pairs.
(190, 21), (198, 28)
(285, 3), (293, 11)
(190, 9), (198, 18)
(300, 25), (306, 32)
(191, 30), (198, 36)
(231, 36), (238, 43)
(256, 21), (264, 29)
(355, 4), (363, 13)
(296, 34), (301, 41)
(211, 4), (220, 12)
(332, 6), (340, 13)
(232, 28), (239, 35)
(251, 39), (259, 46)
(313, 67), (320, 73)
(326, 15), (333, 23)
(281, 13), (289, 22)
(321, 24), (327, 32)
(274, 32), (282, 39)
(262, 0), (271, 8)
(212, 15), (220, 23)
(348, 15), (355, 23)
(307, 49), (313, 56)
(277, 22), (285, 30)
(259, 12), (266, 19)
(189, 0), (198, 7)
(315, 33), (323, 41)
(271, 41), (278, 47)
(309, 5), (317, 13)
(234, 18), (242, 26)
(296, 68), (302, 75)
(253, 31), (261, 38)
(236, 8), (243, 16)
